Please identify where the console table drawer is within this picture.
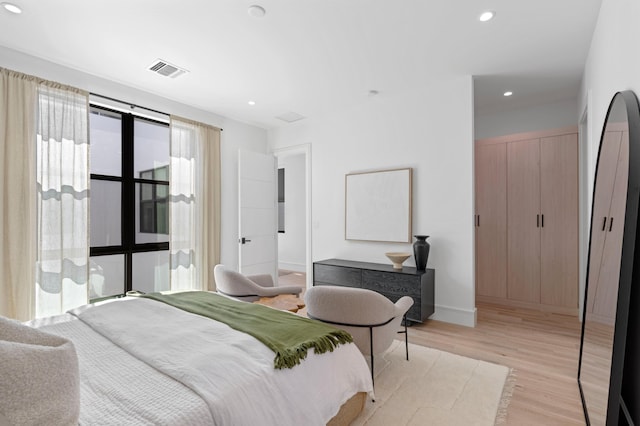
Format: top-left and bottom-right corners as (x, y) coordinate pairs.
(380, 292), (422, 322)
(313, 264), (361, 287)
(362, 270), (421, 297)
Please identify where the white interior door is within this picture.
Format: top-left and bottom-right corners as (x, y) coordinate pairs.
(238, 150), (278, 279)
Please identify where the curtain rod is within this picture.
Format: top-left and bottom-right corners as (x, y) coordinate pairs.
(90, 92), (169, 117)
(89, 92), (223, 131)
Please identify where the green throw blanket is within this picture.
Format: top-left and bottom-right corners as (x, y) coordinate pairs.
(141, 291), (353, 369)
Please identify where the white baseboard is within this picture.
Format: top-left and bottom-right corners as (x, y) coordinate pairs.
(430, 304), (477, 327)
(278, 262), (306, 273)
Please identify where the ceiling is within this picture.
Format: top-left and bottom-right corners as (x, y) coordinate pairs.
(0, 0), (602, 129)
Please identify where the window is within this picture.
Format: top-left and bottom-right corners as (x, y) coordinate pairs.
(139, 165), (169, 235)
(89, 106), (170, 300)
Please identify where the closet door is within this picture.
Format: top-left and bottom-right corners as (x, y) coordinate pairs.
(586, 130), (622, 318)
(475, 143), (507, 298)
(540, 134), (579, 308)
(593, 131), (628, 323)
(507, 139), (541, 303)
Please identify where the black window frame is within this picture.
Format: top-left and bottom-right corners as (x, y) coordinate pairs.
(89, 105), (170, 298)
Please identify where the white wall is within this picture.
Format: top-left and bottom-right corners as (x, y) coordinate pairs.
(269, 76), (476, 327)
(579, 0), (640, 173)
(277, 154), (306, 272)
(577, 0), (640, 321)
(0, 46), (269, 276)
(475, 98), (579, 140)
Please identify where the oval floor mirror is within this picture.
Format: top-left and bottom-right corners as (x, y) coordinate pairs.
(578, 90), (640, 425)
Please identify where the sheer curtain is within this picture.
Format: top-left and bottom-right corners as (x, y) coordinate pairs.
(35, 83), (90, 318)
(170, 116), (221, 291)
(0, 68), (38, 321)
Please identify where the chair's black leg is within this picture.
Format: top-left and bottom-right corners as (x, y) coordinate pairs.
(398, 314), (410, 361)
(404, 314), (409, 361)
(369, 326), (375, 388)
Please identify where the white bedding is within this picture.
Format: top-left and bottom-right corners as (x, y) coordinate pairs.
(30, 297), (372, 425)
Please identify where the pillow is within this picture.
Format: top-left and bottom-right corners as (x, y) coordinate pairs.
(0, 316), (80, 426)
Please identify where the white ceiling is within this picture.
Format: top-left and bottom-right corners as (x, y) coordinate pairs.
(0, 0), (602, 129)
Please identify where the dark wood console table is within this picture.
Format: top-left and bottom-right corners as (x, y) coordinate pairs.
(313, 258), (435, 323)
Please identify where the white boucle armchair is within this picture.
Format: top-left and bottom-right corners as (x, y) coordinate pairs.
(304, 285), (414, 386)
(213, 264), (302, 302)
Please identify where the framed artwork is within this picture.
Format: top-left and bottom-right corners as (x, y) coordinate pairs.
(345, 168), (412, 243)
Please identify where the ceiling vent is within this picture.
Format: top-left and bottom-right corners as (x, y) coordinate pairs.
(148, 59), (188, 78)
(275, 111), (306, 123)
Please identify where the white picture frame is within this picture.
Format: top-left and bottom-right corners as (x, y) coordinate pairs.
(345, 168), (412, 243)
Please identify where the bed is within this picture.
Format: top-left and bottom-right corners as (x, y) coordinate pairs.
(8, 292), (373, 425)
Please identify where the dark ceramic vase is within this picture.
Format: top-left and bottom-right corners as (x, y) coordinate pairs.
(413, 235), (430, 271)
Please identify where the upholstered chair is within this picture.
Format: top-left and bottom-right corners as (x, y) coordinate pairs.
(213, 264), (302, 302)
(304, 286), (413, 385)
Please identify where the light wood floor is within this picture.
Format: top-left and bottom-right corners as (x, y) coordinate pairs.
(278, 270), (308, 296)
(279, 271), (585, 425)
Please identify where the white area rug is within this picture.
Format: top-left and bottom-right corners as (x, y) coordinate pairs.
(354, 341), (515, 426)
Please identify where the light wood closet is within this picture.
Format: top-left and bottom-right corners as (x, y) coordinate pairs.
(585, 123), (629, 325)
(475, 127), (579, 315)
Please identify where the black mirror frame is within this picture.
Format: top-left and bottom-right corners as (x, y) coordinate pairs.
(578, 90), (640, 425)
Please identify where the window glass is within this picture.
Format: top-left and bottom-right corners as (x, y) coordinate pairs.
(89, 255), (125, 299)
(136, 183), (169, 243)
(90, 109), (122, 176)
(134, 119), (169, 179)
(154, 165), (168, 181)
(90, 180), (121, 246)
(132, 251), (169, 293)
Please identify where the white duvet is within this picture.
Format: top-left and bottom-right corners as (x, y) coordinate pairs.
(31, 297), (372, 426)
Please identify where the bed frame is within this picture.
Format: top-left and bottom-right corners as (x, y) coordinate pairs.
(328, 392), (367, 425)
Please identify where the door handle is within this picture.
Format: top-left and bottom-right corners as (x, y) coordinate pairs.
(609, 217), (614, 232)
(239, 237), (252, 244)
(537, 214), (540, 228)
(602, 217), (607, 231)
(541, 214), (544, 228)
(476, 215), (480, 227)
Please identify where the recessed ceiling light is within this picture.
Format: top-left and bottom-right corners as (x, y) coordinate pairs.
(1, 2), (22, 14)
(248, 5), (266, 18)
(504, 91), (513, 97)
(479, 11), (495, 22)
(248, 101), (256, 106)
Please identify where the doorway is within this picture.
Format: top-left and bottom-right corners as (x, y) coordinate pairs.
(273, 144), (312, 291)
